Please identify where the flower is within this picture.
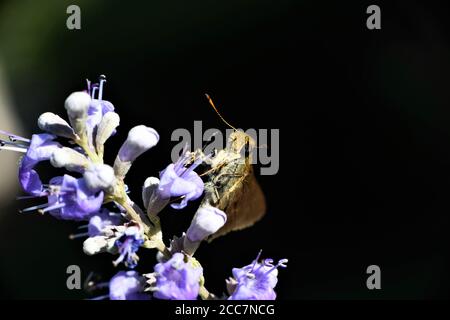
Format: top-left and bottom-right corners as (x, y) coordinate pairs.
(156, 149), (204, 210)
(18, 133), (61, 195)
(84, 76), (119, 153)
(86, 97), (115, 147)
(183, 205), (227, 255)
(151, 252), (203, 300)
(44, 174), (104, 221)
(65, 91), (91, 119)
(227, 252), (288, 300)
(38, 112), (77, 139)
(50, 147), (89, 172)
(87, 209), (123, 237)
(109, 271), (149, 300)
(118, 125), (159, 162)
(186, 206), (227, 242)
(114, 125), (159, 179)
(142, 176), (170, 216)
(64, 91), (91, 137)
(83, 163), (116, 193)
(113, 225), (145, 268)
(95, 111), (120, 156)
(86, 99), (115, 135)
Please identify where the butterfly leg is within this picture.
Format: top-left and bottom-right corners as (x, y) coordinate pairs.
(213, 185), (220, 200)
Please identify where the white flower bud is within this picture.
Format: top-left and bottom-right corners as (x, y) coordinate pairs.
(64, 91), (91, 119)
(64, 91), (91, 137)
(187, 206), (227, 242)
(118, 125), (159, 162)
(114, 125), (159, 179)
(83, 236), (108, 255)
(83, 163), (116, 193)
(50, 147), (89, 172)
(95, 112), (120, 155)
(142, 176), (159, 208)
(142, 177), (169, 215)
(37, 112), (76, 139)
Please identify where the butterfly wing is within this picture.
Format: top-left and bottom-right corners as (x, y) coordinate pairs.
(207, 161), (266, 241)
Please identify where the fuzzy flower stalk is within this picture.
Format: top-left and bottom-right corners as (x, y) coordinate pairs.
(0, 75), (287, 300)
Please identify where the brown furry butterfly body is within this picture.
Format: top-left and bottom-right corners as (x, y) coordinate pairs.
(199, 130), (266, 241)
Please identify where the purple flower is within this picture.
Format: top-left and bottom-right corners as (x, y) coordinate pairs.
(109, 271), (149, 300)
(152, 253), (202, 300)
(113, 225), (144, 268)
(85, 76), (119, 149)
(88, 209), (122, 237)
(18, 133), (61, 196)
(88, 99), (115, 126)
(86, 99), (115, 143)
(44, 174), (104, 221)
(228, 252), (288, 300)
(157, 150), (204, 210)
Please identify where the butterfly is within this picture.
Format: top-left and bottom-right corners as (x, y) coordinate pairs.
(199, 95), (266, 241)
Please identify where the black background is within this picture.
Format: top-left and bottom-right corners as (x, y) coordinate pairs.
(0, 0), (450, 299)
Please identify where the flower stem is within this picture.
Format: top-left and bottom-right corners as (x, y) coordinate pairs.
(120, 200), (150, 234)
(76, 137), (102, 163)
(118, 195), (171, 258)
(155, 239), (171, 259)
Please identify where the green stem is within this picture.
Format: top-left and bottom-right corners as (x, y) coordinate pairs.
(155, 239), (172, 259)
(119, 195), (171, 258)
(76, 137), (102, 163)
(120, 199), (150, 234)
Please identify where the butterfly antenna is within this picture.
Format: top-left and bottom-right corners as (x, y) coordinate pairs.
(205, 94), (237, 131)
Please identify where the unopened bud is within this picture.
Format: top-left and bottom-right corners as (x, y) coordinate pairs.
(50, 147), (89, 172)
(64, 91), (91, 138)
(38, 112), (77, 139)
(83, 163), (116, 193)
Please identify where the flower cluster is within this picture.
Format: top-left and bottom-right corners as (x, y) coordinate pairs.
(0, 75), (287, 300)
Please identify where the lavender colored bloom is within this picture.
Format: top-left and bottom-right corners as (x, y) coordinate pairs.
(88, 209), (122, 237)
(45, 174), (104, 221)
(157, 150), (204, 210)
(152, 252), (202, 300)
(228, 253), (288, 300)
(86, 99), (115, 142)
(84, 76), (119, 149)
(113, 225), (144, 268)
(88, 99), (115, 124)
(109, 271), (149, 300)
(19, 133), (61, 195)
